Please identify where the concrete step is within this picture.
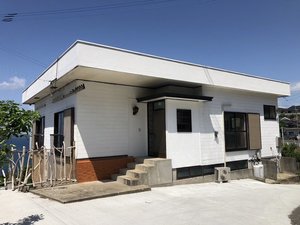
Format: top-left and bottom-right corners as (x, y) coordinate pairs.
(126, 169), (148, 185)
(136, 163), (155, 172)
(117, 175), (139, 186)
(127, 169), (147, 178)
(144, 158), (167, 165)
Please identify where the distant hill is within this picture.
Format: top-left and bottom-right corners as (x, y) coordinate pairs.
(279, 105), (300, 129)
(278, 105), (300, 113)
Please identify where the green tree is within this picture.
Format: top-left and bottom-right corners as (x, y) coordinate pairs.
(282, 143), (300, 162)
(0, 100), (39, 167)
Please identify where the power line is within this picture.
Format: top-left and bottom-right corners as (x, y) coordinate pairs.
(1, 0), (177, 21)
(1, 0), (217, 22)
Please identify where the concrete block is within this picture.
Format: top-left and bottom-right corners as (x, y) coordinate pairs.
(261, 159), (277, 180)
(143, 158), (172, 186)
(172, 169), (177, 181)
(280, 157), (298, 173)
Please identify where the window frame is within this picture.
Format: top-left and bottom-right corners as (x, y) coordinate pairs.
(263, 105), (276, 120)
(34, 116), (45, 148)
(224, 112), (248, 151)
(53, 111), (64, 148)
(177, 109), (192, 133)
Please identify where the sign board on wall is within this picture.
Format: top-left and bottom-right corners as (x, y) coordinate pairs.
(52, 83), (85, 103)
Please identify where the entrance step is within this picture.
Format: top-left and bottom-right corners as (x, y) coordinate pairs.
(126, 169), (148, 184)
(136, 163), (155, 172)
(117, 175), (139, 186)
(114, 157), (172, 187)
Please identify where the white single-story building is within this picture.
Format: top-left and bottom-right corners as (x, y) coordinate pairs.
(22, 40), (290, 182)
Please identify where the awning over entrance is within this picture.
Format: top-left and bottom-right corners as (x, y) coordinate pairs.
(137, 93), (213, 103)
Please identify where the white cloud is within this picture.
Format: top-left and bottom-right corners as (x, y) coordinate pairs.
(0, 76), (25, 90)
(291, 82), (300, 92)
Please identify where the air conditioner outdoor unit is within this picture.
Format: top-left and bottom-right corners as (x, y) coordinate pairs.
(215, 167), (231, 183)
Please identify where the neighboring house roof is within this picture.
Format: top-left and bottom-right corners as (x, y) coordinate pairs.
(22, 40), (291, 104)
(284, 127), (300, 130)
(280, 117), (291, 121)
(288, 105), (300, 111)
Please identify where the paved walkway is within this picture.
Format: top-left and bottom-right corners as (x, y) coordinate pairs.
(0, 179), (300, 225)
(30, 181), (150, 203)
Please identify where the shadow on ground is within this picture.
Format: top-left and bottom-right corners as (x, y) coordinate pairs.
(289, 206), (300, 225)
(0, 214), (44, 225)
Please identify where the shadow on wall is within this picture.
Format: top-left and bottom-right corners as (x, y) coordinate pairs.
(1, 214), (44, 225)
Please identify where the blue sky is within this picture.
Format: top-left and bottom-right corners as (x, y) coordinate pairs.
(0, 0), (299, 107)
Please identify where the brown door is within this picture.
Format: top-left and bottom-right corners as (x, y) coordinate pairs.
(148, 101), (166, 158)
(248, 113), (262, 150)
(63, 107), (75, 149)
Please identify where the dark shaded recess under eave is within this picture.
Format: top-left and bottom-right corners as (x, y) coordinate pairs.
(137, 93), (213, 102)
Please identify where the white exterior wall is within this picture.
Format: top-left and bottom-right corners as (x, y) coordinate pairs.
(75, 81), (149, 159)
(165, 86), (280, 169)
(34, 82), (77, 149)
(35, 80), (149, 159)
(35, 80), (280, 168)
(165, 100), (202, 168)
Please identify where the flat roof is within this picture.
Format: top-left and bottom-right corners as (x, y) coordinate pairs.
(22, 40), (291, 104)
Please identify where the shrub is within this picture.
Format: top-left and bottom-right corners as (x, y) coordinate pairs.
(282, 143), (300, 162)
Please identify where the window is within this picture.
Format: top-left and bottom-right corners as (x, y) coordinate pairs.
(224, 112), (262, 151)
(264, 105), (276, 120)
(52, 108), (75, 149)
(54, 111), (64, 148)
(177, 109), (192, 132)
(34, 116), (45, 148)
(224, 112), (248, 151)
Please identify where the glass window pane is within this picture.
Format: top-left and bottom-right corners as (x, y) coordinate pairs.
(177, 109), (192, 132)
(264, 105), (276, 120)
(235, 114), (246, 131)
(235, 132), (248, 149)
(225, 132), (236, 150)
(224, 112), (248, 151)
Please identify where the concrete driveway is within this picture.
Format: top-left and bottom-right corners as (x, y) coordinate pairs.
(0, 179), (299, 225)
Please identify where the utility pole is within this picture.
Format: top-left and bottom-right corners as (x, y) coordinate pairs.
(296, 105), (299, 128)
